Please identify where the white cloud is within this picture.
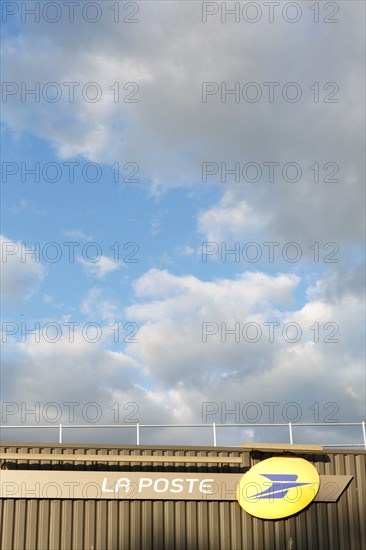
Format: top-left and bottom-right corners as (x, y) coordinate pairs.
(1, 3), (364, 446)
(0, 234), (45, 306)
(78, 255), (122, 278)
(80, 287), (121, 323)
(1, 266), (364, 444)
(1, 2), (364, 243)
(198, 191), (270, 242)
(123, 268), (364, 430)
(64, 229), (93, 241)
(10, 199), (47, 216)
(178, 245), (195, 257)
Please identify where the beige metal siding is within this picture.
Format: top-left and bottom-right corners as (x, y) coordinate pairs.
(1, 443), (365, 550)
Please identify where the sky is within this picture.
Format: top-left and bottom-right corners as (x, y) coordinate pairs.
(1, 0), (365, 448)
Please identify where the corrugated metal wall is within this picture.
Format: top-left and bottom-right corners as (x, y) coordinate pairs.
(0, 443), (365, 550)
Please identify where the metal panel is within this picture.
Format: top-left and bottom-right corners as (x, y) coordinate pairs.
(0, 443), (365, 550)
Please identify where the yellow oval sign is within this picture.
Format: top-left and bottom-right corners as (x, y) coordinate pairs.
(237, 456), (320, 519)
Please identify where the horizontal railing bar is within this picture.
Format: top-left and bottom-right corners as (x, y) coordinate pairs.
(1, 422), (364, 448)
(1, 422), (363, 429)
(322, 444), (366, 447)
(0, 452), (242, 464)
(0, 425), (135, 429)
(214, 423), (362, 428)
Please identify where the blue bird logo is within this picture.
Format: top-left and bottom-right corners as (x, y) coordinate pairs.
(248, 473), (312, 500)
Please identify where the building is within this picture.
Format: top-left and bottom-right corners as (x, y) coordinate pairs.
(0, 440), (365, 550)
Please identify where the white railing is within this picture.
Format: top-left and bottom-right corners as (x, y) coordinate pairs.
(0, 421), (365, 449)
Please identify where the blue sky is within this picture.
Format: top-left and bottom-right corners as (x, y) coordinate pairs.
(1, 1), (365, 447)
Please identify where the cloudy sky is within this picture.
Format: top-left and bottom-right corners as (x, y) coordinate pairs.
(1, 1), (365, 448)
